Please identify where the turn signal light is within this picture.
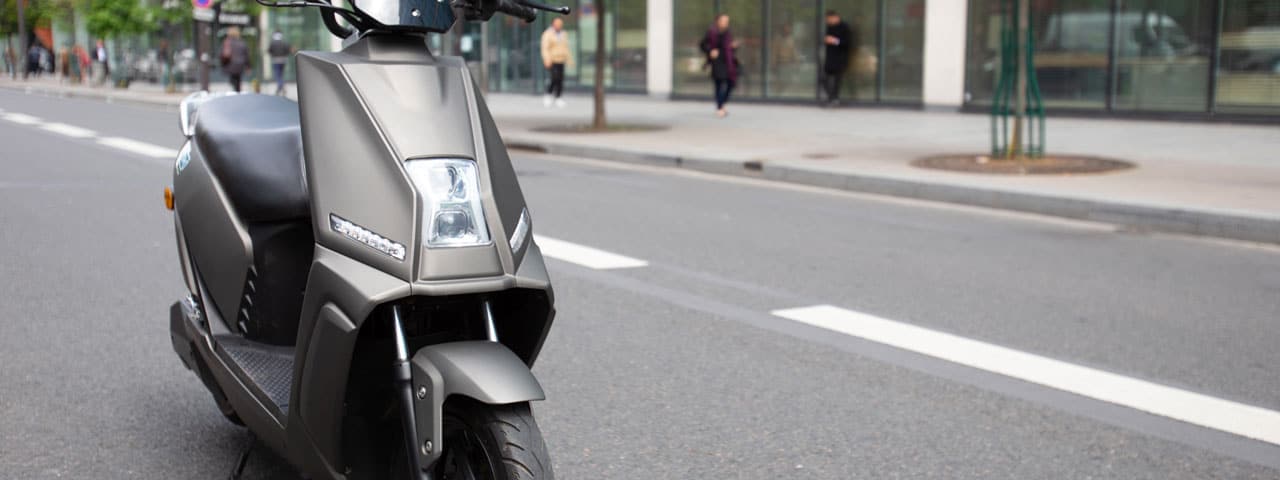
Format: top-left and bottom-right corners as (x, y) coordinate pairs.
(164, 187), (174, 210)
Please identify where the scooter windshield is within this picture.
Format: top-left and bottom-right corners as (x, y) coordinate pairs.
(354, 0), (457, 33)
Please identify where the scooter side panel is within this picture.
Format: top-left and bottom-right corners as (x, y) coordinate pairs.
(472, 81), (531, 267)
(173, 139), (253, 328)
(288, 245), (411, 470)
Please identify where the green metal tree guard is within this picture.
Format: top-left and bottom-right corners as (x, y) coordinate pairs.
(991, 0), (1046, 159)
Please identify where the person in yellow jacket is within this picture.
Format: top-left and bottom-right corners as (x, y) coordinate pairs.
(541, 17), (573, 108)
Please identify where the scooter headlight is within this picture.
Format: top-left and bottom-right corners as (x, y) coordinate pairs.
(405, 159), (491, 248)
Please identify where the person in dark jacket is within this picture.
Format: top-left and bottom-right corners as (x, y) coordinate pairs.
(221, 27), (251, 92)
(822, 10), (857, 106)
(700, 14), (739, 118)
(268, 31), (293, 96)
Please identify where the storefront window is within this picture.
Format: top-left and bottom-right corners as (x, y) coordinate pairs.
(485, 16), (540, 93)
(824, 0), (878, 101)
(881, 0), (925, 101)
(1216, 0), (1280, 114)
(766, 0), (819, 99)
(1112, 0), (1213, 112)
(673, 0), (718, 95)
(720, 0), (766, 97)
(614, 0), (649, 90)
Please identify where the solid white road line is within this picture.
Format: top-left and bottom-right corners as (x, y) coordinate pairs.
(2, 112), (43, 125)
(534, 235), (648, 270)
(97, 137), (179, 159)
(772, 304), (1280, 446)
(40, 122), (97, 139)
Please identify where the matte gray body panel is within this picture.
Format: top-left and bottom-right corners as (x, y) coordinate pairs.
(296, 35), (532, 285)
(289, 245), (410, 470)
(409, 341), (546, 466)
(173, 139), (252, 327)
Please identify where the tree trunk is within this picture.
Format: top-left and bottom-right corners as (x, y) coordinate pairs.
(1009, 0), (1029, 159)
(592, 0), (606, 130)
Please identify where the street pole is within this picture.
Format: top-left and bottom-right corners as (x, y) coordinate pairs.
(1009, 0), (1029, 159)
(16, 0), (26, 79)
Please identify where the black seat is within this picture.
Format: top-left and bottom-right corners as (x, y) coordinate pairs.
(195, 94), (308, 222)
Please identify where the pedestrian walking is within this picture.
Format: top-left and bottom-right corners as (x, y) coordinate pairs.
(93, 39), (110, 85)
(4, 45), (15, 77)
(540, 17), (572, 108)
(221, 27), (251, 93)
(822, 10), (857, 106)
(28, 43), (42, 76)
(76, 45), (91, 84)
(268, 31), (293, 96)
(157, 39), (173, 90)
(700, 14), (739, 118)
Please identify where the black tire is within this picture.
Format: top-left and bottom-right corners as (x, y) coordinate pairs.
(391, 400), (554, 480)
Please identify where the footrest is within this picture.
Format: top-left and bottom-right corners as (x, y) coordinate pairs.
(215, 335), (295, 416)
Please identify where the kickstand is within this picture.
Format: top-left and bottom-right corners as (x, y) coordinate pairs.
(228, 431), (256, 480)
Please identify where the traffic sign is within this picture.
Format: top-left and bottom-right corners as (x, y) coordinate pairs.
(193, 0), (212, 9)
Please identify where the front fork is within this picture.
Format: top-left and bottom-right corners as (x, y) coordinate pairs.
(391, 301), (503, 479)
(391, 305), (430, 480)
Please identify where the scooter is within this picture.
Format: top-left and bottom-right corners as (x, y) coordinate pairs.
(165, 1), (567, 478)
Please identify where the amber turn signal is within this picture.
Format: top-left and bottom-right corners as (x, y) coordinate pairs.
(164, 187), (174, 210)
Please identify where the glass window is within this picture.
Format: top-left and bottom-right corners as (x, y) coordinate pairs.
(766, 0), (819, 99)
(720, 0), (766, 97)
(967, 0), (1112, 109)
(486, 16), (539, 93)
(613, 0), (648, 91)
(825, 0), (878, 101)
(881, 0), (925, 102)
(1035, 0), (1112, 108)
(1216, 0), (1280, 114)
(673, 0), (717, 95)
(1112, 0), (1213, 112)
(965, 0), (1004, 105)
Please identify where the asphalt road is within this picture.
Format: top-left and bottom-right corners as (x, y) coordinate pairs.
(1, 88), (1278, 479)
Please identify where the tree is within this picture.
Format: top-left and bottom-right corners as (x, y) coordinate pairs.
(84, 0), (154, 41)
(591, 0), (605, 129)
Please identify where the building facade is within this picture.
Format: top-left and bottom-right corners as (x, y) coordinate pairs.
(480, 0), (1280, 119)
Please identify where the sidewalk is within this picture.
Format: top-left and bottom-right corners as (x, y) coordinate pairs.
(4, 75), (1278, 244)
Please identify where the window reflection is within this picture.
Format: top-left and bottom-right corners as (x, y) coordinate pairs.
(1112, 0), (1213, 112)
(1217, 0), (1280, 114)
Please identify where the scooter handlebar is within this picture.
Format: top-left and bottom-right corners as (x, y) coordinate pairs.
(494, 0), (538, 23)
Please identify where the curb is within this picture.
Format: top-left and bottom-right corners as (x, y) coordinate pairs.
(506, 137), (1280, 246)
(1, 83), (183, 110)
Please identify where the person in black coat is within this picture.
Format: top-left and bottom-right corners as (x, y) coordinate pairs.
(822, 11), (857, 106)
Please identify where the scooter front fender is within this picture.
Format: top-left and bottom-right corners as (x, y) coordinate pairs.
(409, 341), (545, 467)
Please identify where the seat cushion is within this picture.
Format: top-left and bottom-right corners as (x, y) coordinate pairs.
(194, 94), (308, 222)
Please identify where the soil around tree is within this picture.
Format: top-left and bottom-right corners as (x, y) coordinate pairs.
(531, 123), (670, 134)
(912, 154), (1136, 175)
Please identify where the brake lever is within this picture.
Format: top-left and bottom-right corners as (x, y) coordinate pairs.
(518, 0), (570, 15)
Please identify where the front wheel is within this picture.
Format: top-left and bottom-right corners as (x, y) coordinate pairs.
(394, 400), (555, 480)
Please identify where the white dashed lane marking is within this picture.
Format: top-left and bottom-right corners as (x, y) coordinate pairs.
(96, 137), (179, 159)
(40, 122), (97, 139)
(772, 304), (1280, 446)
(534, 235), (648, 270)
(2, 112), (43, 125)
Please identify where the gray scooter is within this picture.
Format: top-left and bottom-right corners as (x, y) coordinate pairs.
(166, 1), (568, 478)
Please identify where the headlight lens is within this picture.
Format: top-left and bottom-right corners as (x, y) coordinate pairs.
(405, 159), (491, 248)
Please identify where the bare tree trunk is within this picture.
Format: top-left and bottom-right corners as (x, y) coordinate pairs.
(1009, 0), (1029, 159)
(592, 0), (606, 130)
